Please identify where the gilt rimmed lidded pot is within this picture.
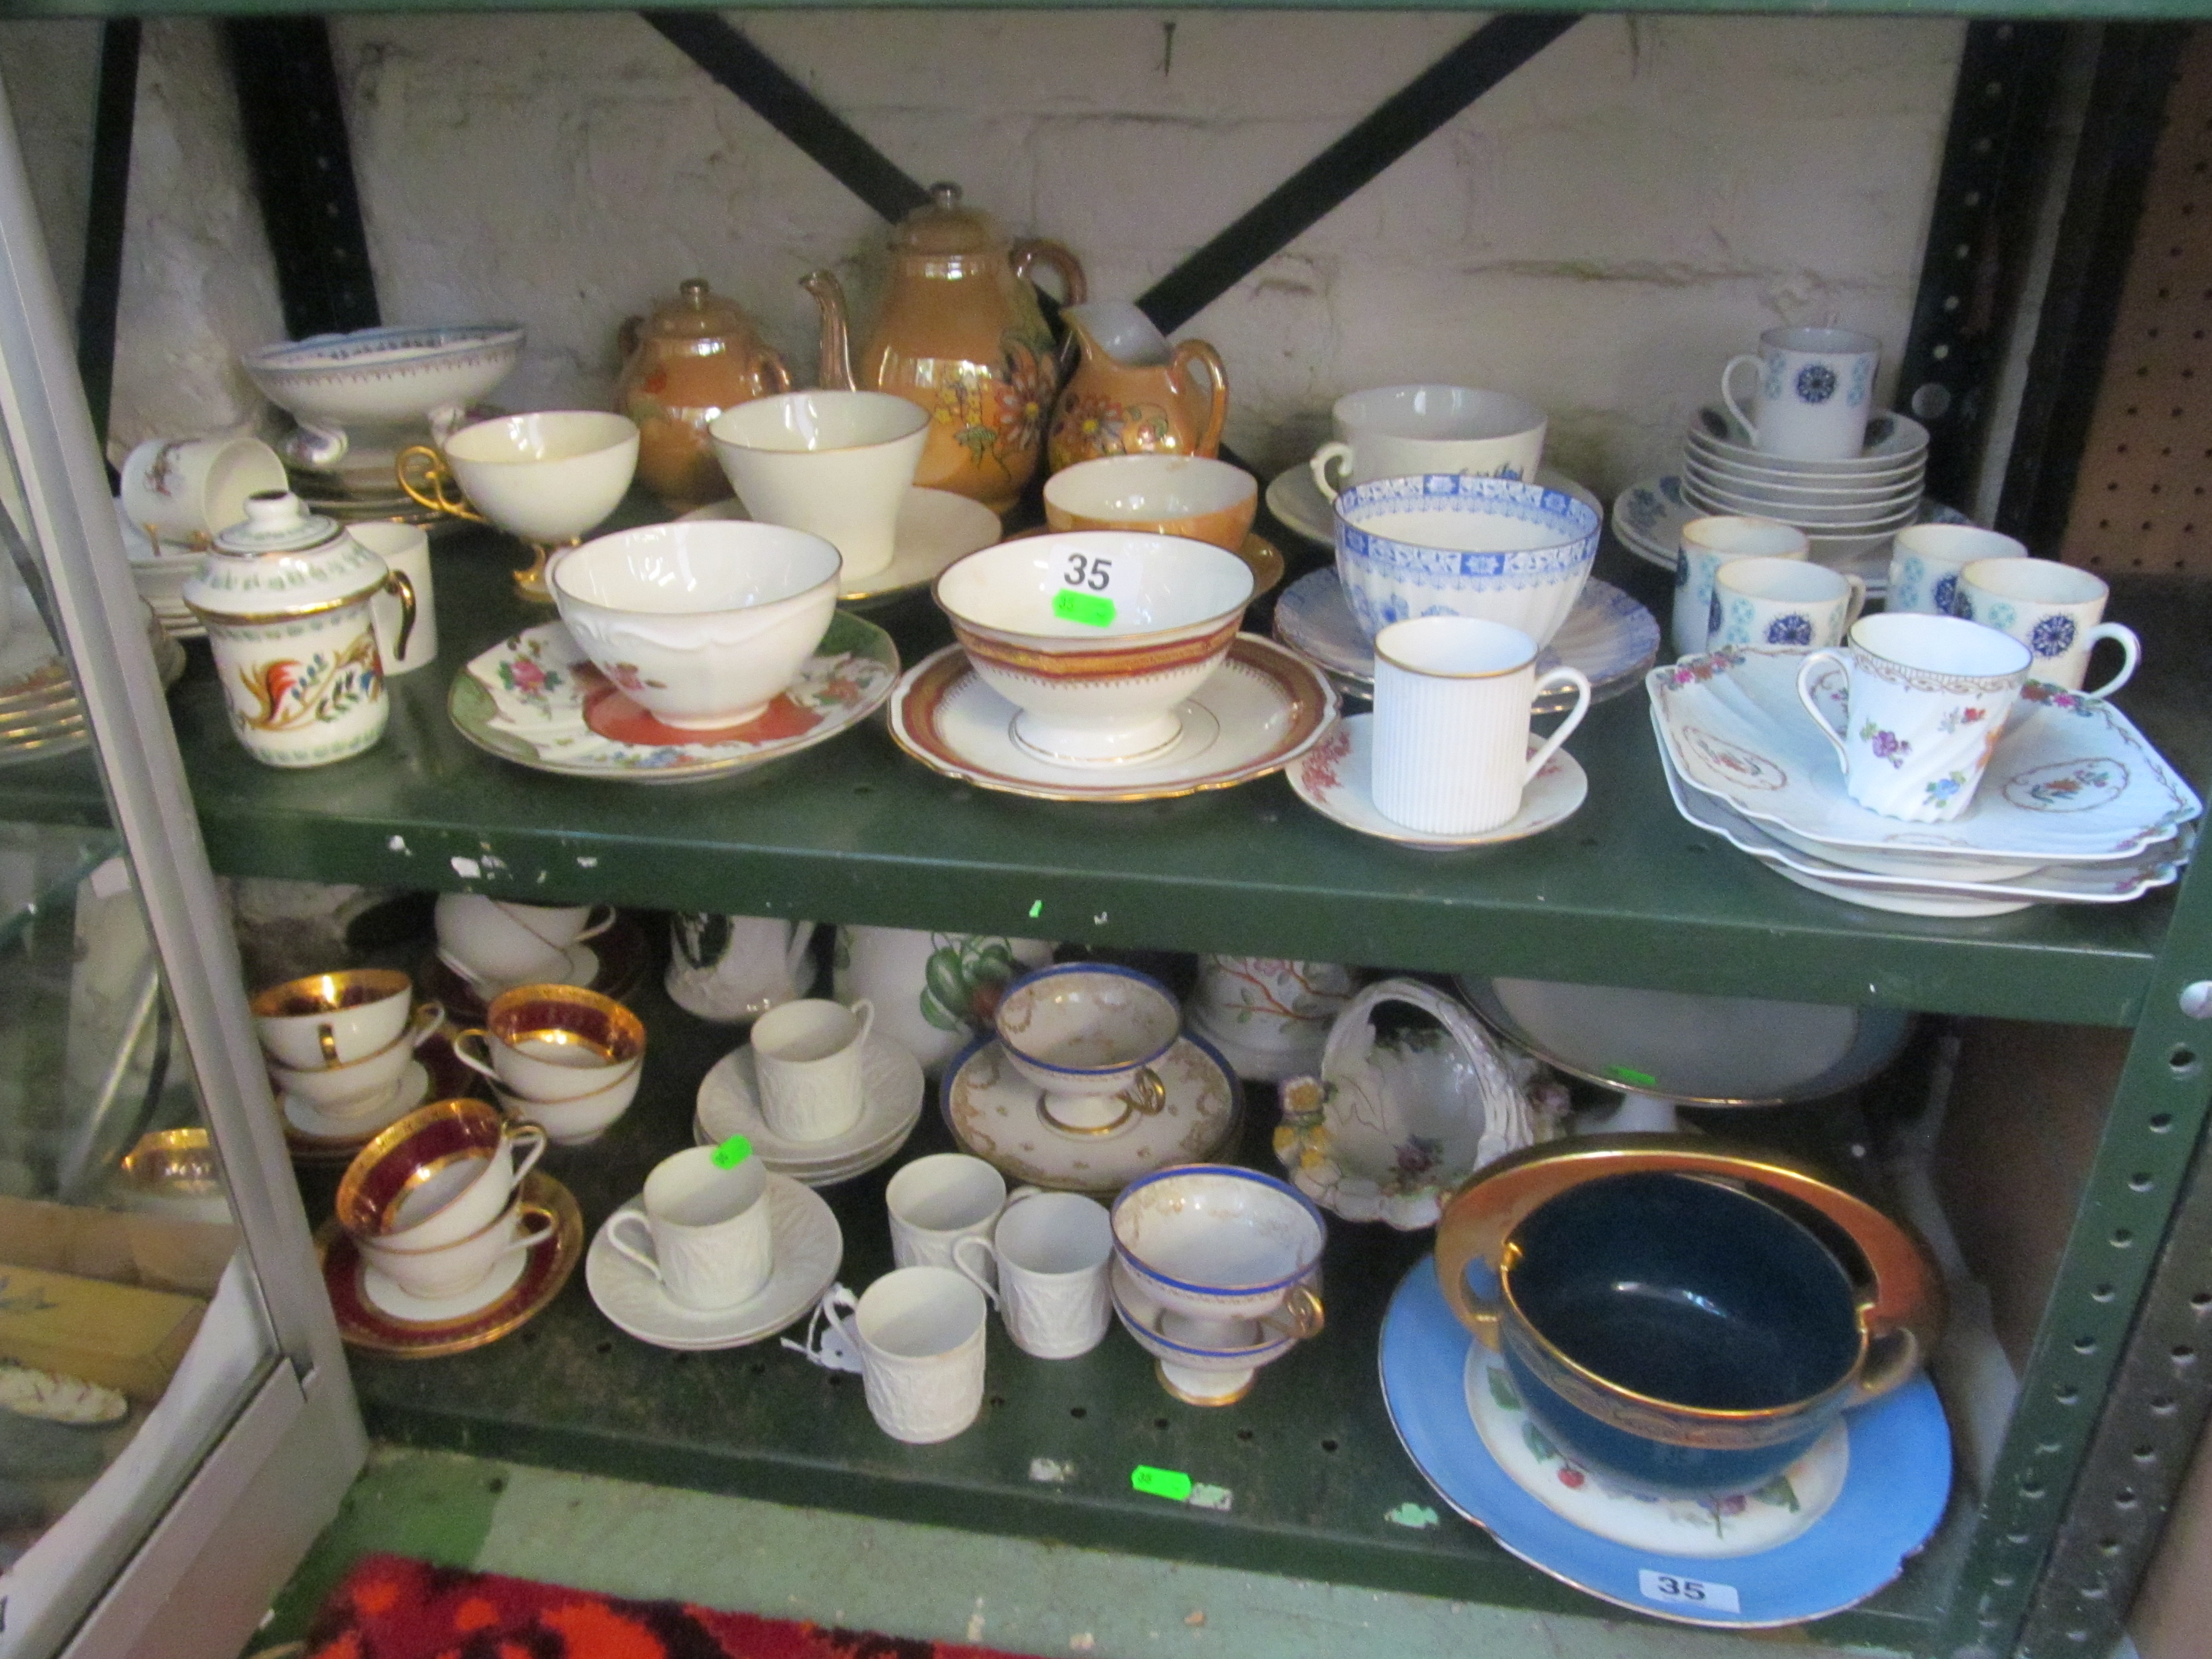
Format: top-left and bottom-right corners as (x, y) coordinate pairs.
(183, 490), (415, 769)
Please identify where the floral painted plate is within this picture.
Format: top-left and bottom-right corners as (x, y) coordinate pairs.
(1287, 715), (1587, 851)
(1649, 647), (2201, 864)
(1380, 1257), (1951, 1628)
(942, 1034), (1240, 1193)
(449, 613), (899, 782)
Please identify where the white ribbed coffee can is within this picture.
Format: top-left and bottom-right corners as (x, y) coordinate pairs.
(1371, 616), (1592, 835)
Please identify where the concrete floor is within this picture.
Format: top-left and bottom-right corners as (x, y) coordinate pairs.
(262, 1445), (1871, 1659)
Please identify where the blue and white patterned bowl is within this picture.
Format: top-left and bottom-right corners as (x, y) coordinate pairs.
(1333, 474), (1599, 646)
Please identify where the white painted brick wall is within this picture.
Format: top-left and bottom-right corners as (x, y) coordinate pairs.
(4, 11), (1964, 497)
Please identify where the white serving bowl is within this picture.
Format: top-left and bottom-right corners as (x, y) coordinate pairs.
(550, 521), (841, 729)
(444, 412), (640, 547)
(934, 531), (1253, 763)
(1332, 474), (1598, 646)
(1111, 1164), (1326, 1323)
(242, 323), (525, 430)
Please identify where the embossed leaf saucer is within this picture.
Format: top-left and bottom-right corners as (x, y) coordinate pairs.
(1379, 1257), (1951, 1628)
(889, 637), (1336, 804)
(1271, 569), (1658, 713)
(450, 613), (899, 782)
(1649, 647), (2201, 865)
(586, 1175), (842, 1350)
(678, 486), (1000, 605)
(692, 1036), (924, 1184)
(1265, 462), (1601, 548)
(1287, 715), (1587, 851)
(942, 1034), (1241, 1193)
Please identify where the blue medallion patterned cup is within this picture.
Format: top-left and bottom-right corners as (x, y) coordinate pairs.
(1722, 326), (1881, 461)
(1708, 556), (1865, 651)
(1331, 474), (1598, 648)
(1886, 522), (2026, 616)
(1953, 556), (2140, 696)
(1672, 515), (1807, 658)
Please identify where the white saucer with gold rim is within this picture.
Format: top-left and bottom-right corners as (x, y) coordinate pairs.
(1287, 715), (1587, 850)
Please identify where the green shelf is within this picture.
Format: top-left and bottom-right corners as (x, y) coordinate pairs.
(6, 538), (2203, 1029)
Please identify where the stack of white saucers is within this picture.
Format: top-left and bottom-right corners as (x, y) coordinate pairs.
(692, 1035), (925, 1186)
(1681, 405), (1929, 569)
(1647, 647), (2199, 918)
(117, 506), (205, 640)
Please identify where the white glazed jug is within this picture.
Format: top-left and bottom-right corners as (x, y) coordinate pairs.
(665, 913), (817, 1023)
(832, 927), (1054, 1076)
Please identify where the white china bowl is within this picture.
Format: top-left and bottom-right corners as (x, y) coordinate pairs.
(1332, 474), (1598, 646)
(934, 531), (1253, 763)
(241, 323), (525, 428)
(550, 521), (841, 730)
(1111, 1164), (1326, 1322)
(444, 412), (641, 546)
(995, 963), (1180, 1101)
(1043, 455), (1258, 548)
(1109, 1257), (1302, 1374)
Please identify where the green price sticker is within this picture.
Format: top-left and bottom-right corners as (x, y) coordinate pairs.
(1131, 1465), (1194, 1502)
(711, 1134), (753, 1170)
(1605, 1066), (1658, 1089)
(1053, 589), (1117, 628)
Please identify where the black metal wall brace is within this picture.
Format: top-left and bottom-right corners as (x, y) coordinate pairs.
(75, 17), (137, 460)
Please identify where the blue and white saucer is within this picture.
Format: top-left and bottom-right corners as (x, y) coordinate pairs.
(1271, 570), (1657, 711)
(1379, 1256), (1952, 1629)
(1611, 475), (1973, 599)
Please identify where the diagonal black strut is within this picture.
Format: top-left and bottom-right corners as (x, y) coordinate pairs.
(1138, 14), (1582, 333)
(76, 18), (138, 461)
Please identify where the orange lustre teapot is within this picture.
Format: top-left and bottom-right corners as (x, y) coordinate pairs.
(616, 279), (790, 511)
(804, 183), (1085, 513)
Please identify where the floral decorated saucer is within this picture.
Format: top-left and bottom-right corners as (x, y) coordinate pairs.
(942, 1033), (1240, 1193)
(1287, 715), (1587, 850)
(450, 614), (899, 783)
(1380, 1258), (1951, 1628)
(678, 487), (999, 605)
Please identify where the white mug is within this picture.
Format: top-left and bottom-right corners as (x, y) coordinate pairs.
(832, 1266), (990, 1444)
(434, 894), (576, 989)
(1887, 523), (2027, 617)
(1673, 516), (1810, 657)
(1708, 557), (1866, 651)
(607, 1147), (775, 1311)
(1796, 613), (2032, 823)
(886, 1154), (1012, 1271)
(359, 1194), (555, 1302)
(120, 436), (288, 549)
(667, 913), (818, 1024)
(953, 1189), (1113, 1360)
(710, 391), (927, 580)
(832, 927), (1054, 1077)
(1721, 326), (1881, 461)
(1308, 385), (1546, 499)
(1952, 557), (2139, 696)
(381, 1120), (548, 1251)
(751, 998), (874, 1143)
(350, 520), (439, 675)
(1370, 616), (1591, 837)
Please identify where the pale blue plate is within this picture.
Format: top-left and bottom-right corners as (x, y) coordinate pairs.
(1379, 1254), (1953, 1629)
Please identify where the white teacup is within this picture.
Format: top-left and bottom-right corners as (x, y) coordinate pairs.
(607, 1147), (774, 1311)
(832, 1266), (990, 1444)
(453, 983), (646, 1102)
(1952, 558), (2139, 696)
(1887, 523), (2027, 617)
(497, 900), (616, 950)
(1796, 613), (2032, 823)
(750, 997), (874, 1143)
(251, 967), (423, 1069)
(267, 1004), (443, 1117)
(1707, 557), (1865, 651)
(434, 894), (578, 989)
(359, 1193), (555, 1302)
(380, 1121), (547, 1251)
(953, 1189), (1113, 1360)
(993, 964), (1181, 1135)
(1308, 385), (1546, 498)
(886, 1154), (1012, 1271)
(351, 520), (439, 675)
(120, 436), (288, 549)
(1371, 616), (1591, 837)
(493, 1064), (643, 1146)
(710, 391), (930, 580)
(1721, 326), (1881, 461)
(1673, 516), (1810, 657)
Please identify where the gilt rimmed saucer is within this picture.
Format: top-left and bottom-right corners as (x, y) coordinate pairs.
(1380, 1258), (1950, 1629)
(693, 1035), (924, 1175)
(888, 636), (1336, 804)
(678, 486), (1001, 604)
(1266, 462), (1600, 548)
(317, 1171), (582, 1358)
(586, 1174), (842, 1350)
(363, 1245), (531, 1325)
(450, 613), (899, 783)
(1287, 715), (1587, 850)
(941, 1033), (1241, 1193)
(1271, 569), (1657, 711)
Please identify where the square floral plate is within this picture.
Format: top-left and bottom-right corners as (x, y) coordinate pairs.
(450, 613), (899, 783)
(1649, 646), (2201, 865)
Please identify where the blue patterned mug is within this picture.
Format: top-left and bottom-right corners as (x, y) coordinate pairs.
(1709, 556), (1865, 651)
(1722, 326), (1881, 461)
(1953, 556), (2140, 696)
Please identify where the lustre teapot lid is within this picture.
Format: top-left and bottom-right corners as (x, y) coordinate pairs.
(889, 182), (1006, 260)
(634, 279), (761, 345)
(184, 491), (388, 620)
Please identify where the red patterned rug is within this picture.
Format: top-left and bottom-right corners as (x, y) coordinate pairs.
(306, 1554), (1035, 1659)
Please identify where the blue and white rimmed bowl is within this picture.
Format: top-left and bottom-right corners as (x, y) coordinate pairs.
(1111, 1164), (1327, 1324)
(993, 962), (1181, 1107)
(1333, 474), (1599, 648)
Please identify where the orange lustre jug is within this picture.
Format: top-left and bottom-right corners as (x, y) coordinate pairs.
(1047, 300), (1228, 474)
(804, 183), (1085, 513)
(616, 279), (791, 511)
